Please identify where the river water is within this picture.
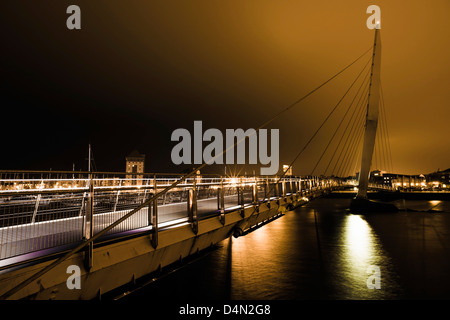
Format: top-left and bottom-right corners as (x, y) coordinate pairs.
(120, 197), (450, 300)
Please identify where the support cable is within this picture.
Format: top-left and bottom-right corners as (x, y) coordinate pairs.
(323, 76), (370, 176)
(257, 47), (373, 130)
(310, 61), (371, 175)
(380, 84), (394, 172)
(331, 86), (369, 175)
(339, 115), (366, 177)
(335, 94), (368, 177)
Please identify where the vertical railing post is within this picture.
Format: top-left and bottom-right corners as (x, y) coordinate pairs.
(265, 178), (269, 201)
(291, 177), (296, 199)
(238, 177), (245, 217)
(84, 173), (94, 271)
(289, 177), (293, 195)
(149, 175), (158, 249)
(252, 178), (258, 205)
(219, 177), (225, 225)
(252, 177), (259, 213)
(275, 176), (279, 198)
(188, 177), (198, 235)
(264, 178), (270, 208)
(217, 180), (221, 210)
(299, 177), (302, 196)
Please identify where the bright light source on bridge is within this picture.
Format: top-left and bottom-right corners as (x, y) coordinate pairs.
(230, 178), (238, 187)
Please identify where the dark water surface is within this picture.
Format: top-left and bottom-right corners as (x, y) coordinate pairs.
(121, 198), (450, 300)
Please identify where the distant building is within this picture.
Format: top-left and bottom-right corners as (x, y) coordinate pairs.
(368, 170), (426, 190)
(363, 168), (450, 190)
(391, 174), (426, 190)
(125, 150), (145, 185)
(425, 168), (450, 189)
(381, 173), (397, 187)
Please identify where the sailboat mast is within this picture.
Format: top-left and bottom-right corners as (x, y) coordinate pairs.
(356, 28), (382, 198)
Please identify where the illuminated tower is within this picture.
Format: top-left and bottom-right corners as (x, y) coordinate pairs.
(125, 150), (145, 185)
(356, 28), (381, 199)
(350, 27), (397, 213)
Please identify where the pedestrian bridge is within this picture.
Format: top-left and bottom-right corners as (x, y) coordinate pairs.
(0, 171), (339, 299)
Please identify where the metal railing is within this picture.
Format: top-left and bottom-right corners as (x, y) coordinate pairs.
(0, 171), (338, 262)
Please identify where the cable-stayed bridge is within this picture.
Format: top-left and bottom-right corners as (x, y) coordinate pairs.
(0, 29), (425, 300)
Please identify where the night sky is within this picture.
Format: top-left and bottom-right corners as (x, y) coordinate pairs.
(1, 0), (449, 175)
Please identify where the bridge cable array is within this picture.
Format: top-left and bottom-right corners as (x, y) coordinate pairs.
(325, 73), (369, 176)
(242, 47), (375, 206)
(302, 58), (394, 179)
(310, 58), (372, 176)
(331, 82), (370, 177)
(379, 83), (394, 173)
(256, 46), (373, 131)
(277, 56), (372, 183)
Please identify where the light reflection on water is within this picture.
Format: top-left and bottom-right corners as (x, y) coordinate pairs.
(127, 198), (450, 300)
(226, 204), (403, 299)
(343, 215), (376, 285)
(428, 200), (441, 210)
(345, 215), (373, 264)
(334, 214), (399, 299)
